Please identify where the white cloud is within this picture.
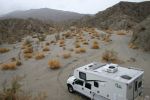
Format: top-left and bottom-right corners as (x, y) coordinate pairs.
(0, 0), (146, 15)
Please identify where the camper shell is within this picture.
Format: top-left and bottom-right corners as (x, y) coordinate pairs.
(67, 62), (144, 100)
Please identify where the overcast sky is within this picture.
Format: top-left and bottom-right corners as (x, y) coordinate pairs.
(0, 0), (146, 15)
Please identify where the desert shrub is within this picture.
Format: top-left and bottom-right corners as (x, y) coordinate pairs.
(79, 48), (86, 53)
(117, 31), (126, 35)
(62, 52), (71, 59)
(75, 48), (86, 54)
(48, 59), (61, 69)
(91, 41), (99, 49)
(82, 41), (89, 45)
(1, 62), (17, 70)
(15, 60), (22, 66)
(0, 76), (22, 100)
(0, 48), (10, 53)
(35, 53), (45, 60)
(75, 43), (80, 48)
(0, 76), (47, 100)
(24, 53), (32, 59)
(43, 47), (50, 51)
(23, 47), (33, 53)
(45, 42), (50, 46)
(59, 40), (65, 45)
(102, 50), (118, 63)
(75, 48), (80, 54)
(128, 43), (138, 49)
(102, 34), (111, 42)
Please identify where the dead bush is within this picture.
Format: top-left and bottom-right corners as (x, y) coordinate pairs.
(117, 31), (126, 35)
(1, 62), (17, 70)
(75, 48), (86, 54)
(35, 53), (45, 60)
(79, 48), (86, 53)
(75, 43), (81, 48)
(23, 47), (33, 53)
(0, 48), (10, 53)
(45, 42), (50, 46)
(15, 60), (22, 66)
(91, 41), (99, 49)
(62, 52), (71, 59)
(48, 59), (61, 69)
(43, 47), (50, 51)
(24, 53), (32, 59)
(102, 34), (111, 42)
(102, 50), (118, 63)
(128, 43), (138, 49)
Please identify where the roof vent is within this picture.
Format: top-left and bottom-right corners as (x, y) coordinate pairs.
(104, 64), (118, 73)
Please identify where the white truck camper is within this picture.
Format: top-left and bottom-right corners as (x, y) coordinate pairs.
(67, 62), (144, 100)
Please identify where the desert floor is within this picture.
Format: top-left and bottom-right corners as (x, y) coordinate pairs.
(0, 29), (150, 100)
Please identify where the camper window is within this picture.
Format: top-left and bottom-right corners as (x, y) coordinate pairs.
(94, 81), (99, 88)
(85, 83), (91, 90)
(79, 72), (86, 80)
(138, 81), (142, 88)
(75, 79), (84, 86)
(135, 81), (138, 91)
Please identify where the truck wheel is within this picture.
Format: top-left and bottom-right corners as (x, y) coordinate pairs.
(68, 85), (74, 93)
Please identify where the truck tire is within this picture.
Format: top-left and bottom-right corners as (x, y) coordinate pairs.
(67, 85), (74, 93)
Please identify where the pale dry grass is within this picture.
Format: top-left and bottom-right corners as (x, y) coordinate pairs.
(128, 43), (138, 49)
(0, 48), (10, 53)
(102, 50), (118, 63)
(24, 53), (32, 59)
(62, 52), (71, 59)
(91, 41), (99, 49)
(75, 48), (86, 54)
(23, 47), (33, 53)
(35, 53), (45, 60)
(117, 31), (126, 35)
(48, 59), (61, 69)
(75, 43), (81, 48)
(102, 34), (111, 42)
(43, 46), (50, 51)
(1, 62), (17, 70)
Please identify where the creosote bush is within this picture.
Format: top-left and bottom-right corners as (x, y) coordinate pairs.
(43, 47), (50, 51)
(48, 59), (61, 69)
(1, 62), (17, 70)
(102, 50), (118, 63)
(62, 52), (71, 59)
(0, 48), (10, 53)
(35, 53), (45, 60)
(91, 41), (99, 49)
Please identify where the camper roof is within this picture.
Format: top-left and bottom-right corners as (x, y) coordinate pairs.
(76, 62), (144, 84)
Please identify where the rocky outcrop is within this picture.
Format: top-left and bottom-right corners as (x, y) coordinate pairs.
(131, 15), (150, 51)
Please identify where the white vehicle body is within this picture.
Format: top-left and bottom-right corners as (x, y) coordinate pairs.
(67, 62), (144, 100)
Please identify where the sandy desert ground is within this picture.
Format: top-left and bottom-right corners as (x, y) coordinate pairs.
(0, 28), (150, 100)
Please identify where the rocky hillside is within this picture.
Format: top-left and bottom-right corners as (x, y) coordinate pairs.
(0, 18), (55, 43)
(73, 1), (150, 30)
(131, 15), (150, 51)
(0, 8), (85, 22)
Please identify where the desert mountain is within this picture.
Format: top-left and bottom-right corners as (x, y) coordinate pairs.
(73, 1), (150, 30)
(0, 8), (85, 22)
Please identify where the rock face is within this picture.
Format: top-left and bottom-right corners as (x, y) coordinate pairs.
(74, 1), (150, 30)
(131, 16), (150, 51)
